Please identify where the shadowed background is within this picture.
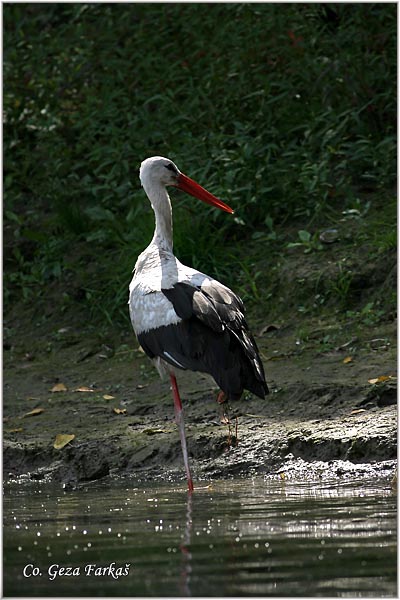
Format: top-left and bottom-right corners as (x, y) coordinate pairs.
(4, 3), (396, 329)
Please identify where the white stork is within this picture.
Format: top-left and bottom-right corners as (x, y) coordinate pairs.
(129, 156), (268, 492)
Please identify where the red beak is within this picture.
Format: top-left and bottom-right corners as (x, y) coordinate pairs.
(175, 173), (234, 214)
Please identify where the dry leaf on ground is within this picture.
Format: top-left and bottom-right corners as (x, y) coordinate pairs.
(113, 408), (126, 415)
(53, 433), (75, 449)
(74, 386), (95, 392)
(343, 356), (353, 364)
(23, 407), (45, 418)
(50, 383), (68, 393)
(103, 394), (115, 400)
(368, 375), (392, 384)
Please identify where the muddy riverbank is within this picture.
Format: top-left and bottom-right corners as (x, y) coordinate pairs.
(4, 194), (397, 486)
(4, 295), (397, 486)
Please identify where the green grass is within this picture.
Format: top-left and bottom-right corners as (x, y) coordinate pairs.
(3, 3), (397, 326)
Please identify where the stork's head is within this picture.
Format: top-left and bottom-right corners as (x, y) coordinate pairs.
(139, 156), (234, 214)
(140, 156), (180, 189)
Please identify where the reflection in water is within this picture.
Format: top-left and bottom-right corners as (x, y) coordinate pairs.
(180, 492), (193, 596)
(3, 476), (396, 597)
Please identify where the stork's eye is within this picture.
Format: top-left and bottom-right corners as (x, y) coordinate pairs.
(165, 163), (177, 173)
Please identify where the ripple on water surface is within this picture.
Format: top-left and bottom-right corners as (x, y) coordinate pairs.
(3, 476), (397, 597)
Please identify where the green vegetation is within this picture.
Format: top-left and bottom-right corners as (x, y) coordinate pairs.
(4, 3), (396, 328)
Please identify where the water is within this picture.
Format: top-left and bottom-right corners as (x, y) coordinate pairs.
(3, 476), (396, 597)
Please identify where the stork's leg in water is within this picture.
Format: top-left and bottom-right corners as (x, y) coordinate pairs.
(170, 374), (194, 493)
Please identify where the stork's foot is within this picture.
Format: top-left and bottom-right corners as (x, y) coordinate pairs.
(226, 415), (239, 449)
(220, 414), (230, 425)
(215, 390), (239, 447)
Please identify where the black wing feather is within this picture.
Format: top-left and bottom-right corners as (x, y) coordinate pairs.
(143, 280), (269, 400)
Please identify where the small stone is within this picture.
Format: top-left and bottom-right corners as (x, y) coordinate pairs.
(319, 229), (340, 244)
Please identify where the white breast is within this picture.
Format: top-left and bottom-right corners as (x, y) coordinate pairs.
(129, 243), (217, 335)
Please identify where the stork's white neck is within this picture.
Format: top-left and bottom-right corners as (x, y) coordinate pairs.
(144, 181), (173, 252)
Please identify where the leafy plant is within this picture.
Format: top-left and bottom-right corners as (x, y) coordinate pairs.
(327, 264), (354, 308)
(287, 230), (323, 254)
(346, 301), (386, 326)
(3, 3), (397, 325)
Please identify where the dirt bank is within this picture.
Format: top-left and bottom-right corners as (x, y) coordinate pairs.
(3, 297), (396, 487)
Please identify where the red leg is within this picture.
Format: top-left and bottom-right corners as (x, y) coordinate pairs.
(217, 391), (227, 404)
(170, 374), (194, 493)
